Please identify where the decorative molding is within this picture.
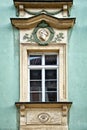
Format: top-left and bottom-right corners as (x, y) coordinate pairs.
(62, 105), (68, 117)
(26, 108), (62, 125)
(17, 103), (72, 129)
(10, 14), (76, 29)
(23, 33), (34, 43)
(32, 20), (54, 45)
(22, 31), (65, 44)
(18, 44), (67, 101)
(15, 102), (72, 109)
(53, 32), (64, 42)
(20, 105), (26, 117)
(19, 5), (25, 16)
(38, 113), (50, 123)
(13, 0), (73, 9)
(24, 9), (63, 16)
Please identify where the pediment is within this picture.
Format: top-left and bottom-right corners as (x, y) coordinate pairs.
(11, 13), (75, 29)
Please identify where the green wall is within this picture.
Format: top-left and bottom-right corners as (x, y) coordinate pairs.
(69, 0), (87, 130)
(0, 0), (19, 129)
(0, 0), (87, 130)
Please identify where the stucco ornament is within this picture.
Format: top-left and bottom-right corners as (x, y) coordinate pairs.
(38, 113), (50, 123)
(37, 28), (50, 42)
(32, 20), (54, 45)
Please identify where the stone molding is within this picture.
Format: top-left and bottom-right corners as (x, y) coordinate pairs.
(15, 102), (72, 130)
(10, 14), (75, 29)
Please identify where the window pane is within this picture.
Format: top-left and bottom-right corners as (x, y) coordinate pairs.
(45, 81), (57, 91)
(30, 81), (42, 91)
(30, 92), (42, 102)
(30, 70), (41, 80)
(45, 69), (57, 79)
(29, 55), (42, 65)
(45, 55), (57, 65)
(45, 92), (57, 102)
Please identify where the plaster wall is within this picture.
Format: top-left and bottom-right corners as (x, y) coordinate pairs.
(0, 0), (87, 130)
(0, 0), (19, 129)
(68, 0), (87, 130)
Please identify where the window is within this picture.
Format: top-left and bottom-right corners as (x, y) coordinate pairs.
(28, 53), (59, 102)
(20, 45), (67, 102)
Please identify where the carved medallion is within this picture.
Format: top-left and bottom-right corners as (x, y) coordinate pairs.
(38, 113), (50, 123)
(37, 28), (50, 42)
(32, 20), (54, 45)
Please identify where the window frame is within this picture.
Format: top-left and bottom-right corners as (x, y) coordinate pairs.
(28, 52), (59, 102)
(20, 44), (67, 102)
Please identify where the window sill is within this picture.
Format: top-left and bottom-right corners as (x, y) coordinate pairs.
(15, 101), (72, 109)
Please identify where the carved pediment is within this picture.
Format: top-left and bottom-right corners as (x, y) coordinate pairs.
(11, 13), (75, 29)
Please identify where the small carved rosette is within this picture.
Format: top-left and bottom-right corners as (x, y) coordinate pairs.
(38, 113), (50, 123)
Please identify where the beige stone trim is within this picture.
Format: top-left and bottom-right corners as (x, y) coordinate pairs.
(11, 14), (75, 29)
(20, 43), (67, 102)
(16, 102), (72, 130)
(14, 1), (73, 9)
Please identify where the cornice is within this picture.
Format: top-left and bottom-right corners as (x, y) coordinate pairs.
(15, 101), (72, 109)
(11, 14), (76, 29)
(13, 0), (73, 8)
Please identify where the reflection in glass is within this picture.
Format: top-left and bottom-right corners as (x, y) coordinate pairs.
(45, 55), (57, 65)
(29, 55), (42, 65)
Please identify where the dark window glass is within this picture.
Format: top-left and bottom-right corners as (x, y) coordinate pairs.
(45, 92), (57, 102)
(45, 81), (57, 91)
(45, 69), (57, 102)
(45, 55), (57, 65)
(45, 69), (57, 79)
(30, 81), (42, 91)
(30, 70), (41, 80)
(29, 55), (42, 65)
(30, 92), (42, 102)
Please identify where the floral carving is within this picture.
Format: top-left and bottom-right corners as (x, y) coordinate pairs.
(23, 33), (34, 42)
(54, 32), (64, 42)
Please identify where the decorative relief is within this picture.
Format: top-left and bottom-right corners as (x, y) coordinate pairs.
(23, 33), (34, 42)
(20, 20), (67, 44)
(37, 28), (50, 42)
(32, 20), (54, 45)
(21, 30), (66, 44)
(38, 113), (50, 123)
(24, 9), (63, 16)
(53, 32), (64, 42)
(26, 108), (62, 125)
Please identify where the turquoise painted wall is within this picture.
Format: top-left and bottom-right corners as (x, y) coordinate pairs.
(0, 0), (19, 129)
(0, 0), (87, 130)
(69, 0), (87, 130)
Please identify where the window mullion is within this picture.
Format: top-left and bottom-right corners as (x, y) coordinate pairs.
(57, 68), (59, 102)
(42, 68), (45, 102)
(42, 54), (45, 102)
(28, 69), (30, 102)
(57, 54), (59, 102)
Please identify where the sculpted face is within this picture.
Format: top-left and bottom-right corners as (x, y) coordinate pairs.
(37, 28), (50, 42)
(39, 29), (49, 41)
